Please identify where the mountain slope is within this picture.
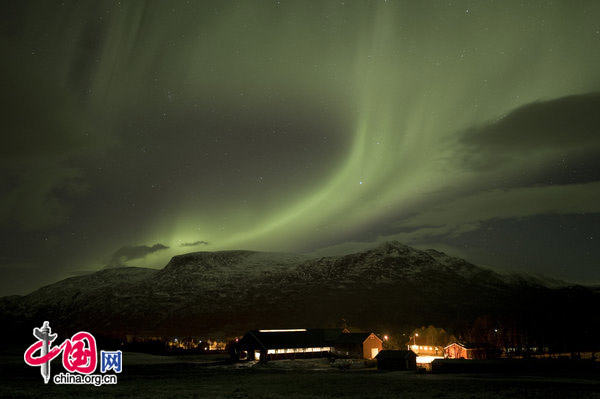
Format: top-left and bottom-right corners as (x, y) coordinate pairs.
(1, 242), (597, 351)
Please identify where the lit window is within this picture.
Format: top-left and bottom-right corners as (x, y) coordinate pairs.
(267, 349), (275, 354)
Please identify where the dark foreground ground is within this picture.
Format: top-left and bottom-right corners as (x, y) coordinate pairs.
(1, 352), (599, 399)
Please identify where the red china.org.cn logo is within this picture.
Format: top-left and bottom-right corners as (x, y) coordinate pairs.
(24, 321), (121, 386)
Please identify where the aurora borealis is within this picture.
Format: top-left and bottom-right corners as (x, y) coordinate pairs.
(1, 1), (599, 295)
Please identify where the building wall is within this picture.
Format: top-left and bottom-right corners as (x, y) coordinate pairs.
(334, 343), (363, 358)
(444, 344), (489, 360)
(266, 350), (330, 361)
(445, 344), (468, 359)
(236, 330), (382, 361)
(377, 357), (416, 370)
(362, 334), (383, 359)
(410, 345), (443, 356)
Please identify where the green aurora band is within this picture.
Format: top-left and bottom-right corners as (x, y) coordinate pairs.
(2, 1), (600, 292)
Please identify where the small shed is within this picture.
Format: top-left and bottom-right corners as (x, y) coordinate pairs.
(444, 343), (489, 360)
(333, 332), (383, 359)
(376, 350), (417, 370)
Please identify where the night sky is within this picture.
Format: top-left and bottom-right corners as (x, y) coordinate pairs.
(1, 1), (599, 296)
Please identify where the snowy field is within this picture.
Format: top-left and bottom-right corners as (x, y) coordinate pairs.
(1, 352), (598, 398)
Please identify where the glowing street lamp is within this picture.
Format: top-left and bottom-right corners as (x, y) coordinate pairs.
(413, 333), (419, 346)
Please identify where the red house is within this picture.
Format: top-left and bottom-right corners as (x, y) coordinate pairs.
(444, 343), (489, 360)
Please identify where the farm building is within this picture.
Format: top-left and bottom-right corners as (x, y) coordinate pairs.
(409, 344), (443, 357)
(233, 328), (382, 361)
(234, 329), (341, 361)
(444, 343), (490, 360)
(332, 332), (383, 360)
(375, 350), (417, 371)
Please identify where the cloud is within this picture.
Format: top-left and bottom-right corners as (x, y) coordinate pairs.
(313, 181), (600, 256)
(457, 92), (600, 184)
(0, 47), (109, 231)
(0, 166), (86, 231)
(390, 182), (600, 242)
(180, 240), (209, 247)
(107, 243), (169, 267)
(314, 91), (600, 268)
(460, 92), (600, 154)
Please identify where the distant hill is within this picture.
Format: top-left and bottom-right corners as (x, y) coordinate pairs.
(1, 242), (597, 352)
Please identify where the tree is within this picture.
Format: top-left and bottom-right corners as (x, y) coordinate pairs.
(408, 325), (456, 348)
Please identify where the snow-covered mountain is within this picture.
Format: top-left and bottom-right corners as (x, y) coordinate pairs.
(1, 242), (596, 344)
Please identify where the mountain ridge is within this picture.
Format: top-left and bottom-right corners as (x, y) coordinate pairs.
(1, 241), (596, 352)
